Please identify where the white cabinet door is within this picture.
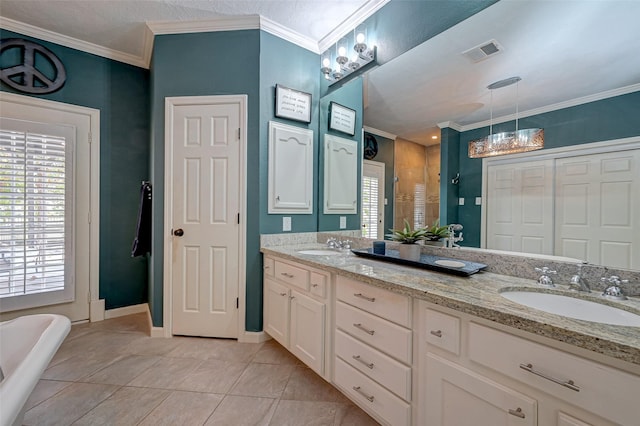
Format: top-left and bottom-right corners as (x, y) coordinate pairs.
(264, 278), (290, 346)
(426, 353), (537, 426)
(290, 290), (325, 374)
(324, 134), (358, 214)
(268, 121), (313, 214)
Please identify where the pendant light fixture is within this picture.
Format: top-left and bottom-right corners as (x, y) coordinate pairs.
(468, 76), (544, 158)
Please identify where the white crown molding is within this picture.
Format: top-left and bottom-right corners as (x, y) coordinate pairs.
(146, 15), (260, 35)
(364, 126), (396, 140)
(437, 121), (463, 132)
(0, 16), (148, 68)
(259, 16), (319, 53)
(461, 83), (640, 132)
(318, 0), (391, 53)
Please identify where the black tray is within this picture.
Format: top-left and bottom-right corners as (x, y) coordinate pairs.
(351, 248), (487, 276)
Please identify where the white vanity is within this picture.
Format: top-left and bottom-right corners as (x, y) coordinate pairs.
(261, 243), (640, 426)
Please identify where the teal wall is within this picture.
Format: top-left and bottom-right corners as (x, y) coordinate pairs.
(364, 131), (394, 236)
(318, 78), (363, 232)
(449, 90), (640, 248)
(149, 30), (261, 328)
(0, 30), (151, 310)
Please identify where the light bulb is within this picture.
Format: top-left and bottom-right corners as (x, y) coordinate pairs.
(338, 46), (346, 57)
(356, 33), (365, 44)
(322, 58), (330, 67)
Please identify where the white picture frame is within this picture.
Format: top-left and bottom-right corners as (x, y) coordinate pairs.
(275, 84), (312, 123)
(329, 102), (356, 136)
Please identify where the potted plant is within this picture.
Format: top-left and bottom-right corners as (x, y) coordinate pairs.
(386, 219), (427, 261)
(423, 219), (450, 246)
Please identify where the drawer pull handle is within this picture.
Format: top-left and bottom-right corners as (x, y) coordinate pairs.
(353, 293), (376, 302)
(430, 330), (443, 338)
(279, 292), (287, 297)
(352, 386), (375, 402)
(508, 408), (525, 419)
(519, 363), (580, 392)
(353, 323), (375, 335)
(352, 355), (374, 369)
(312, 283), (319, 287)
(280, 272), (294, 278)
(264, 266), (271, 269)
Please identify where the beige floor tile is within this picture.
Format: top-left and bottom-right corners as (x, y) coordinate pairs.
(123, 336), (183, 356)
(50, 331), (140, 367)
(72, 387), (170, 425)
(176, 358), (247, 393)
(138, 390), (224, 426)
(23, 379), (72, 411)
(252, 340), (302, 365)
(83, 354), (161, 385)
(204, 339), (263, 363)
(85, 312), (149, 333)
(333, 403), (379, 425)
(127, 356), (202, 389)
(42, 352), (123, 382)
(23, 382), (119, 426)
(204, 395), (277, 426)
(229, 363), (294, 399)
(167, 336), (233, 360)
(268, 400), (339, 426)
(281, 366), (348, 403)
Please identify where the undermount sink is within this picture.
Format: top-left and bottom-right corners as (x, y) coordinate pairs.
(500, 290), (640, 327)
(297, 249), (343, 256)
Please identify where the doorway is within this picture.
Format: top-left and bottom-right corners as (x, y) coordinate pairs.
(362, 160), (385, 239)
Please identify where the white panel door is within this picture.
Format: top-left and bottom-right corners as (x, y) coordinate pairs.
(486, 159), (554, 255)
(555, 149), (640, 269)
(264, 278), (290, 346)
(290, 290), (325, 374)
(169, 100), (240, 338)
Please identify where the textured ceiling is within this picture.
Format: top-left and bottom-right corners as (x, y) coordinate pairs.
(0, 0), (372, 58)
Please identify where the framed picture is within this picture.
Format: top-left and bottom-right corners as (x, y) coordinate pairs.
(328, 102), (356, 136)
(275, 84), (312, 123)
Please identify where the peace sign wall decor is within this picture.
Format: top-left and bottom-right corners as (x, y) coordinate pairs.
(1, 38), (67, 94)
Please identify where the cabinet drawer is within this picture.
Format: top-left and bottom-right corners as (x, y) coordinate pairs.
(425, 308), (460, 355)
(310, 272), (327, 299)
(336, 275), (411, 327)
(274, 260), (309, 291)
(469, 323), (640, 426)
(334, 357), (411, 426)
(335, 329), (411, 400)
(263, 257), (274, 277)
(336, 301), (412, 364)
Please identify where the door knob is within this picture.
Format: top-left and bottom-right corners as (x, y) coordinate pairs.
(173, 228), (184, 237)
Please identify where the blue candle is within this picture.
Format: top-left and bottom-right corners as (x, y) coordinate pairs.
(373, 241), (386, 254)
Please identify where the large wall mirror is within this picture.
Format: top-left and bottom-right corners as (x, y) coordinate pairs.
(358, 0), (640, 272)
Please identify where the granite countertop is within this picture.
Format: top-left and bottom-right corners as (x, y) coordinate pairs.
(261, 243), (640, 369)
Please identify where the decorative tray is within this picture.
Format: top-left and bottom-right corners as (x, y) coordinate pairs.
(350, 248), (487, 276)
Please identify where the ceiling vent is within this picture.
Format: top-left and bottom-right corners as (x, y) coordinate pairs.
(462, 39), (503, 63)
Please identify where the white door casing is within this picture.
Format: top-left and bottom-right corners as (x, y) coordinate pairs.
(164, 95), (246, 339)
(0, 93), (99, 323)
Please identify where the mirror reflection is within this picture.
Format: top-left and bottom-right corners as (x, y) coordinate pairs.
(358, 0), (640, 271)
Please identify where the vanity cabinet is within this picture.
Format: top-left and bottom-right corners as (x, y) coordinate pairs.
(417, 302), (637, 426)
(333, 275), (412, 426)
(263, 256), (330, 376)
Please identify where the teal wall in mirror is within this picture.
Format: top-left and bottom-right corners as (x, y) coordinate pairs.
(444, 90), (640, 249)
(318, 78), (363, 232)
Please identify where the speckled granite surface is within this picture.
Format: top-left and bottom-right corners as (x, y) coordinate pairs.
(261, 242), (640, 368)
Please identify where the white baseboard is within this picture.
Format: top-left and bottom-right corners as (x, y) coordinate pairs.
(145, 305), (168, 338)
(105, 303), (148, 319)
(240, 331), (270, 343)
(90, 299), (105, 322)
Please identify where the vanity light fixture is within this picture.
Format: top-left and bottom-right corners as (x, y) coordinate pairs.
(321, 27), (376, 84)
(468, 76), (544, 158)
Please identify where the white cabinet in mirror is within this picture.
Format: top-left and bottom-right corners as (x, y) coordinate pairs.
(268, 121), (313, 214)
(324, 134), (358, 214)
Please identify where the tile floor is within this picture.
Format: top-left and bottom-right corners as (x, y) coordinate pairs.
(22, 313), (379, 425)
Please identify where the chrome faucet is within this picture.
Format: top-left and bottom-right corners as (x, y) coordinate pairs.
(535, 266), (557, 287)
(568, 263), (590, 292)
(326, 238), (352, 250)
(601, 276), (628, 300)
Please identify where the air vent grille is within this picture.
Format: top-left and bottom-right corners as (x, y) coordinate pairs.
(462, 39), (503, 63)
